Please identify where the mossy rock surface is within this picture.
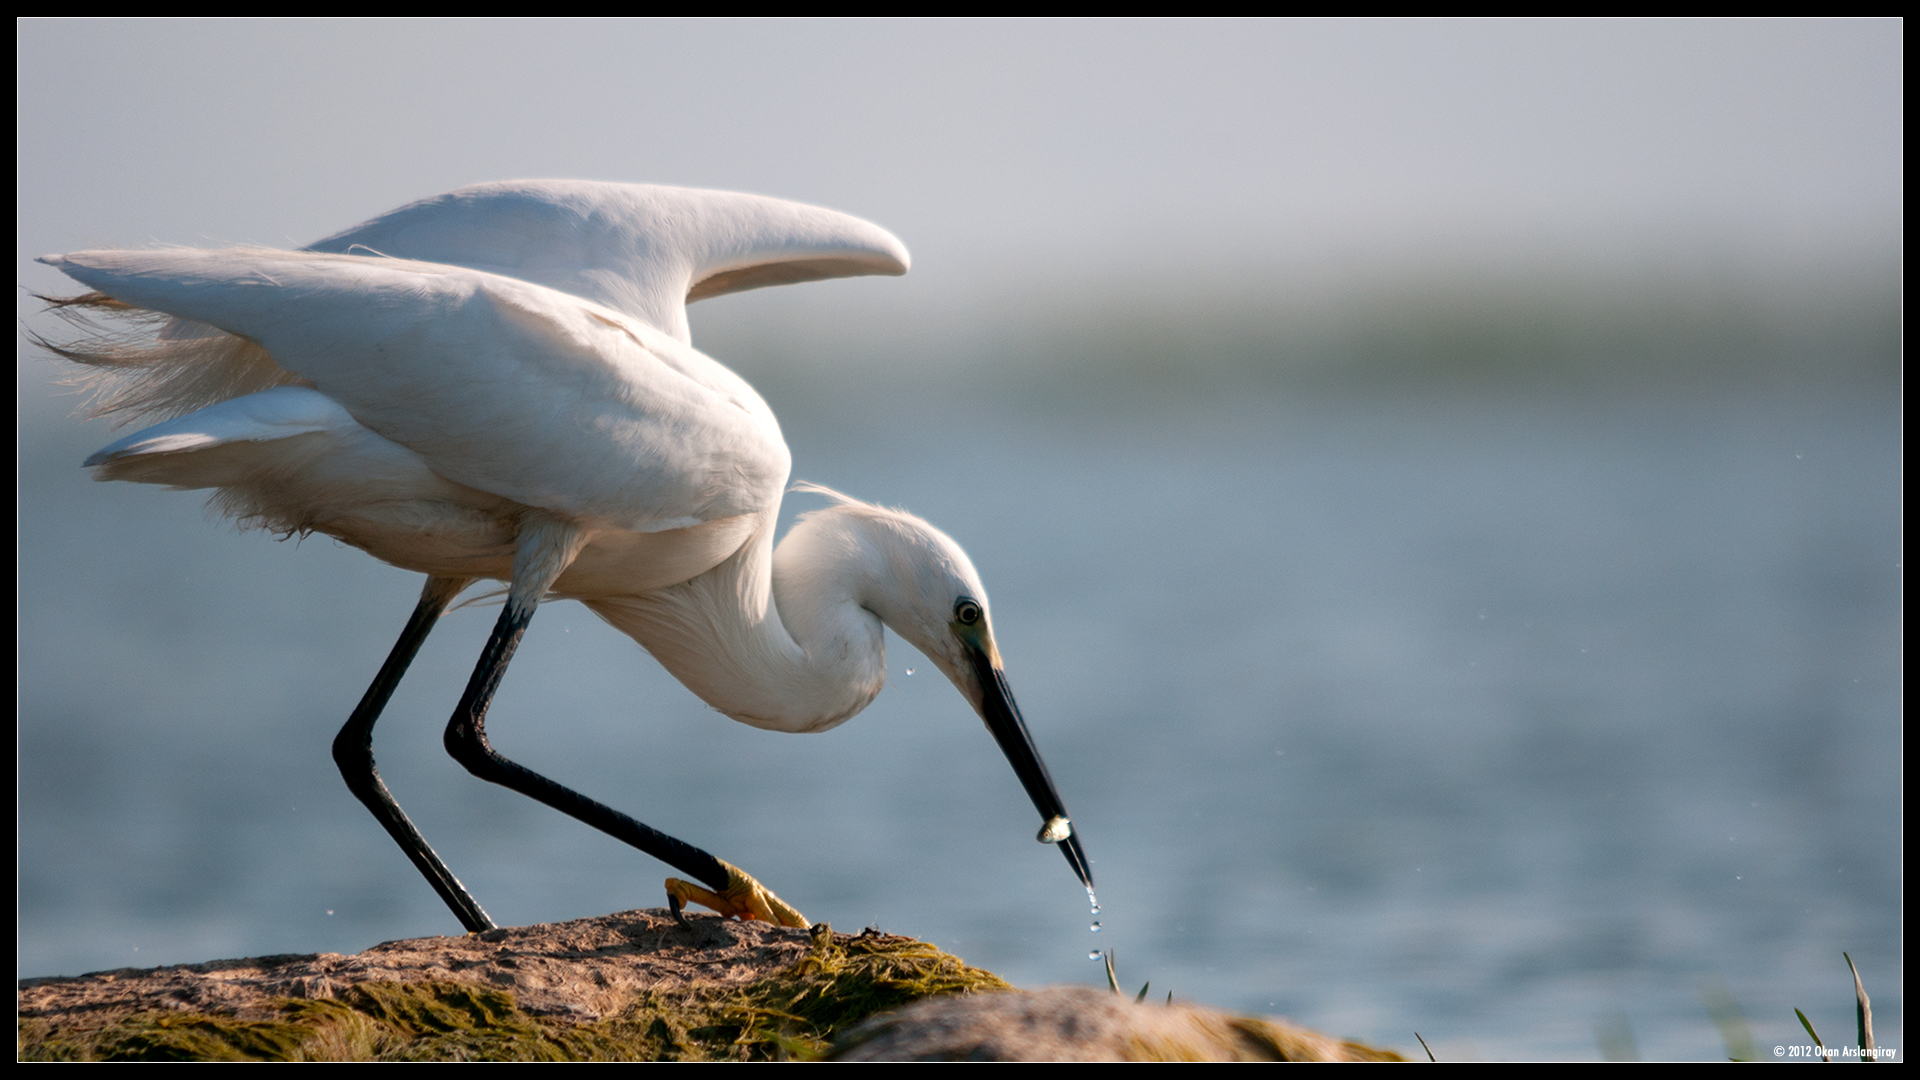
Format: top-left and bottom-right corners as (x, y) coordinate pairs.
(19, 911), (1007, 1061)
(20, 910), (1403, 1061)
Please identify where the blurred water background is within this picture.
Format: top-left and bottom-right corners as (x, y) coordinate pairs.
(17, 21), (1900, 1060)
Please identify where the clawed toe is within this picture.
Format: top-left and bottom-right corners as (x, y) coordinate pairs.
(665, 860), (807, 927)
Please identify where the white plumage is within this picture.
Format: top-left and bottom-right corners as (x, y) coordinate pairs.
(42, 181), (1090, 930)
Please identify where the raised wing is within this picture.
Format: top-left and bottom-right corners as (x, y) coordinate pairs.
(45, 248), (790, 532)
(306, 181), (910, 345)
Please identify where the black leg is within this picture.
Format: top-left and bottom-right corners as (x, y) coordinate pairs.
(442, 601), (733, 896)
(332, 575), (496, 933)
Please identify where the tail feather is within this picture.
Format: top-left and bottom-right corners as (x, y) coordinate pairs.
(31, 290), (307, 426)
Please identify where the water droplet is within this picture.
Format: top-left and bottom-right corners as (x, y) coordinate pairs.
(1089, 950), (1102, 961)
(904, 667), (915, 676)
(1090, 921), (1103, 933)
(1090, 903), (1101, 915)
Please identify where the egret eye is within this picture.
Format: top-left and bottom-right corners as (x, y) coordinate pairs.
(954, 598), (982, 625)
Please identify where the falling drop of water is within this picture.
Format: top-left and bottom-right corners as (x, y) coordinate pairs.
(1080, 888), (1106, 962)
(904, 667), (915, 676)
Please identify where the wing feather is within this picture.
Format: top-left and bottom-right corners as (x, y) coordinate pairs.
(306, 181), (909, 345)
(45, 248), (790, 532)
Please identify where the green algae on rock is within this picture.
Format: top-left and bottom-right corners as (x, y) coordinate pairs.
(18, 911), (1006, 1062)
(20, 910), (1404, 1062)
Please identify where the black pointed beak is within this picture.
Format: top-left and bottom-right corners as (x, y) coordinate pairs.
(963, 643), (1094, 892)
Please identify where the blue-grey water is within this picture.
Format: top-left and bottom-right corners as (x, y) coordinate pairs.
(17, 376), (1900, 1060)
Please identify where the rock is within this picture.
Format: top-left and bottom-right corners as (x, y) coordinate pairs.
(831, 986), (1404, 1061)
(18, 911), (1402, 1061)
(18, 908), (813, 1023)
(18, 910), (1005, 1061)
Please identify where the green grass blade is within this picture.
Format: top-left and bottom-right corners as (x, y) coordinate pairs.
(1700, 979), (1757, 1062)
(1794, 1008), (1829, 1061)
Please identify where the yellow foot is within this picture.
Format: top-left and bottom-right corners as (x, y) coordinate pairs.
(665, 860), (808, 928)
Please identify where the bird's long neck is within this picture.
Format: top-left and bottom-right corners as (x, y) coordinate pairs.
(583, 515), (888, 733)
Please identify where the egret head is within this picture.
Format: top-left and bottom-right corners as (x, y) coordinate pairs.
(781, 485), (1093, 891)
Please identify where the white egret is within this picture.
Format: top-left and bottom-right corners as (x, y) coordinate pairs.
(38, 180), (1091, 932)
